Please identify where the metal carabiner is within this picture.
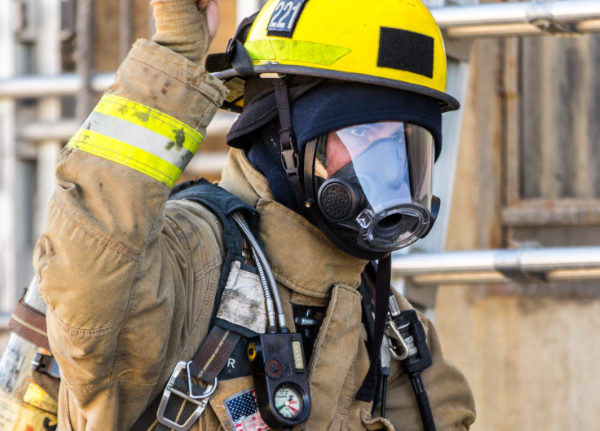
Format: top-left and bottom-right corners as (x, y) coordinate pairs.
(385, 320), (412, 361)
(157, 361), (215, 431)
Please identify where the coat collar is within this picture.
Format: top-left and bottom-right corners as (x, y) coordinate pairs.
(219, 149), (368, 299)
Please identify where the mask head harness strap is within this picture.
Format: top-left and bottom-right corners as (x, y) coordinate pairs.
(272, 77), (311, 219)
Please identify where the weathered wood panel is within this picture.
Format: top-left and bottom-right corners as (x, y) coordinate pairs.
(94, 0), (238, 73)
(439, 35), (600, 431)
(503, 198), (600, 226)
(520, 34), (600, 200)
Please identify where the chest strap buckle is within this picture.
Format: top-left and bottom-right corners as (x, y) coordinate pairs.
(157, 361), (216, 431)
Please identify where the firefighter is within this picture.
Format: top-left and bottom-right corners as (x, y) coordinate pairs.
(31, 0), (476, 429)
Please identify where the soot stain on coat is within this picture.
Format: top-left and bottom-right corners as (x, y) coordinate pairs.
(161, 80), (171, 95)
(118, 105), (130, 117)
(223, 289), (262, 327)
(166, 130), (185, 151)
(134, 111), (150, 123)
(99, 182), (103, 191)
(175, 129), (185, 150)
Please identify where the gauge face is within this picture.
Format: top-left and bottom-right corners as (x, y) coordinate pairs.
(274, 386), (303, 419)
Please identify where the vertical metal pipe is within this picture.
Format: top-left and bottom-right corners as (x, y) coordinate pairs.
(236, 0), (261, 24)
(120, 0), (133, 61)
(149, 0), (157, 39)
(75, 0), (95, 123)
(0, 0), (18, 316)
(0, 103), (18, 316)
(35, 0), (63, 241)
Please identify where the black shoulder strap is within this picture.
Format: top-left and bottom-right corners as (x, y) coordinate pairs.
(130, 179), (263, 431)
(169, 178), (262, 327)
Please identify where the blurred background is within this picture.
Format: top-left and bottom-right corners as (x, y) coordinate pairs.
(2, 0), (600, 429)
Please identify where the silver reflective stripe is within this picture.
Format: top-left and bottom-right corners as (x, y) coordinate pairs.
(82, 111), (195, 171)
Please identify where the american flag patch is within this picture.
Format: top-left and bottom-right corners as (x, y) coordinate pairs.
(224, 387), (271, 431)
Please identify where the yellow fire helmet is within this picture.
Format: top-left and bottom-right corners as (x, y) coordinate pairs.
(206, 0), (459, 113)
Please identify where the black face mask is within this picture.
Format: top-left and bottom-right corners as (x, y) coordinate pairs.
(304, 122), (441, 260)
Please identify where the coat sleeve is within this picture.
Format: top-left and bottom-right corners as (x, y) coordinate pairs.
(32, 39), (228, 430)
(383, 292), (476, 431)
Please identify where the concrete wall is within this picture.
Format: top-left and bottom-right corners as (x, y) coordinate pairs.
(435, 38), (600, 431)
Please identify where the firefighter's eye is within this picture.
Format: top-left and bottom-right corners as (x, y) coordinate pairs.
(349, 127), (367, 137)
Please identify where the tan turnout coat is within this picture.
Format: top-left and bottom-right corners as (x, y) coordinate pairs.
(32, 39), (476, 431)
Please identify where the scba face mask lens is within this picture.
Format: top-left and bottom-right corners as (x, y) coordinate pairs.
(304, 121), (439, 259)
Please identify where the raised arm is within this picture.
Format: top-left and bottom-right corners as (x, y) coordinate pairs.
(32, 1), (228, 428)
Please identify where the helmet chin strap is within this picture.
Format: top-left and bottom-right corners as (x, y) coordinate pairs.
(273, 78), (312, 220)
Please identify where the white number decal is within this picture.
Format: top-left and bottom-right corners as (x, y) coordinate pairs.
(269, 0), (304, 33)
(277, 2), (294, 28)
(269, 2), (285, 28)
(288, 3), (301, 29)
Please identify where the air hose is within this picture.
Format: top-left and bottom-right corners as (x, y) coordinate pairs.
(385, 296), (436, 431)
(409, 371), (436, 431)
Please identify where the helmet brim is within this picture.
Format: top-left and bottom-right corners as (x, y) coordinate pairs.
(214, 64), (460, 113)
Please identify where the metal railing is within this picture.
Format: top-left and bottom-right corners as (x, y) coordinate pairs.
(0, 72), (115, 98)
(393, 247), (600, 285)
(431, 0), (600, 38)
(0, 72), (238, 140)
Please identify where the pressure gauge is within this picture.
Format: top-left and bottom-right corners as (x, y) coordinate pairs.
(274, 386), (304, 419)
(248, 333), (312, 428)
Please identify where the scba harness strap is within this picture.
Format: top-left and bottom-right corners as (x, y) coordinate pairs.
(131, 179), (264, 431)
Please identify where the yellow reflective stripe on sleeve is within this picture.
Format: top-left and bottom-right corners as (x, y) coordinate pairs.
(94, 94), (204, 154)
(67, 129), (182, 188)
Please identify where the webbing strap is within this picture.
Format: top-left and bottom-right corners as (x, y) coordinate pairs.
(129, 327), (240, 431)
(273, 79), (294, 155)
(156, 398), (200, 431)
(9, 298), (51, 351)
(189, 326), (241, 384)
(130, 393), (199, 431)
(356, 255), (392, 402)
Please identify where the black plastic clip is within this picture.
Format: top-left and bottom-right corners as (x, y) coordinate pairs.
(281, 149), (301, 177)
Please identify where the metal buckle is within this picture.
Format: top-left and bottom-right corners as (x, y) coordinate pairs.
(157, 362), (215, 431)
(186, 361), (218, 399)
